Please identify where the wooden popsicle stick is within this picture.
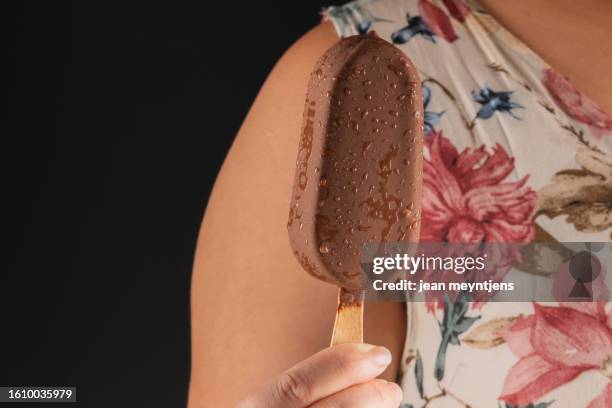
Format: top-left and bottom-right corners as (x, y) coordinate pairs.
(330, 287), (365, 346)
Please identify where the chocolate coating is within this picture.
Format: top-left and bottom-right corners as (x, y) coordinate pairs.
(287, 32), (424, 290)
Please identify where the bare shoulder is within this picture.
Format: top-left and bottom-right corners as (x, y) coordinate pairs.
(188, 22), (405, 407)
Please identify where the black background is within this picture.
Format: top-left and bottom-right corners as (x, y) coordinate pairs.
(7, 1), (334, 407)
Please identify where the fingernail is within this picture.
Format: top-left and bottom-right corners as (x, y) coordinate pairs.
(369, 346), (392, 366)
(354, 343), (378, 352)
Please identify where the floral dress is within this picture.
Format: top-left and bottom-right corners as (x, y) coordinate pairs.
(322, 1), (612, 407)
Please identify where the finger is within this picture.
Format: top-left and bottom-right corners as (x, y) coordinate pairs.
(309, 379), (403, 408)
(237, 343), (393, 408)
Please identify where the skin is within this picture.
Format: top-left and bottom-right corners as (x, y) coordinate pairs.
(235, 344), (402, 408)
(479, 0), (612, 114)
(189, 1), (612, 406)
(188, 22), (406, 407)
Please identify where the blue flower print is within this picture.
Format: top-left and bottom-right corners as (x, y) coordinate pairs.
(471, 85), (524, 120)
(325, 3), (392, 37)
(391, 15), (435, 44)
(356, 21), (372, 35)
(356, 15), (393, 35)
(423, 84), (445, 135)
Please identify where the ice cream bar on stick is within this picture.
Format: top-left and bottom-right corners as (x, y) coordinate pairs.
(287, 32), (424, 345)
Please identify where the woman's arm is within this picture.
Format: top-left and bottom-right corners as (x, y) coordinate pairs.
(188, 22), (406, 407)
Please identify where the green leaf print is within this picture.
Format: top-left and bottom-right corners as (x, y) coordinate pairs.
(434, 292), (480, 381)
(502, 401), (554, 408)
(414, 350), (424, 399)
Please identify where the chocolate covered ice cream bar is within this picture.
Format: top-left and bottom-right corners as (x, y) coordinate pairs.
(287, 32), (424, 344)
